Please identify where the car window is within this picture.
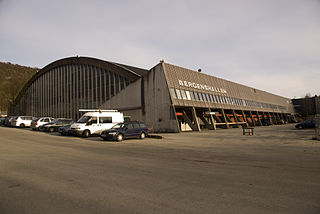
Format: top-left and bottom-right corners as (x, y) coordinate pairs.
(139, 123), (146, 128)
(99, 117), (112, 123)
(133, 123), (140, 128)
(90, 117), (97, 124)
(44, 119), (49, 122)
(127, 124), (134, 129)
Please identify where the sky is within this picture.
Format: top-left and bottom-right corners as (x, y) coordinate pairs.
(0, 0), (319, 99)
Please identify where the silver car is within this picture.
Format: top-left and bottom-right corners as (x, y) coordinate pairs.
(31, 117), (55, 130)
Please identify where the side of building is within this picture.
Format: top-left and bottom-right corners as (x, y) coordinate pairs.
(9, 57), (295, 133)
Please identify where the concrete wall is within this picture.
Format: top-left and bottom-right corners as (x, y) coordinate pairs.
(99, 64), (180, 132)
(99, 79), (144, 122)
(143, 63), (179, 133)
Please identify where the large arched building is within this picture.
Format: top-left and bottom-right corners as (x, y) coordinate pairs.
(10, 56), (295, 132)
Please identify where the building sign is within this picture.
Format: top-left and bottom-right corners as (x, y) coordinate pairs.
(178, 80), (227, 94)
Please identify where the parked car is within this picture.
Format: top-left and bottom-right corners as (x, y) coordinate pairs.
(31, 117), (55, 130)
(40, 118), (74, 132)
(11, 116), (37, 128)
(4, 116), (16, 127)
(0, 116), (8, 126)
(100, 121), (149, 142)
(295, 119), (316, 129)
(58, 124), (73, 136)
(261, 118), (271, 126)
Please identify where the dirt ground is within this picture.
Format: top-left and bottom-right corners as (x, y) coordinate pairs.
(0, 124), (319, 214)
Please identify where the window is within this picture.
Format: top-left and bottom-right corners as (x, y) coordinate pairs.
(198, 93), (204, 101)
(175, 89), (182, 99)
(99, 117), (112, 123)
(115, 74), (119, 93)
(201, 93), (207, 102)
(185, 91), (191, 100)
(206, 94), (212, 102)
(110, 72), (115, 96)
(190, 91), (195, 100)
(120, 76), (125, 90)
(170, 88), (177, 99)
(133, 123), (140, 128)
(211, 95), (216, 103)
(222, 96), (226, 104)
(90, 117), (97, 124)
(180, 90), (187, 100)
(139, 123), (147, 128)
(225, 97), (230, 104)
(127, 124), (134, 129)
(194, 92), (200, 101)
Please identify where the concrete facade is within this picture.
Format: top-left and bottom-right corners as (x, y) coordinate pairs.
(10, 56), (295, 132)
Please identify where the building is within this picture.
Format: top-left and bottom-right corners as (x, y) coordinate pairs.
(292, 96), (320, 119)
(10, 56), (295, 132)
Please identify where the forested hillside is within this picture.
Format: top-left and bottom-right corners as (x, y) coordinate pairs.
(0, 62), (39, 113)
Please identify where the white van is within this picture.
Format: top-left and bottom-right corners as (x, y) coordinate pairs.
(70, 109), (124, 137)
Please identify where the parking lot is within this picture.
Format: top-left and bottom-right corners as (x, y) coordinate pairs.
(0, 125), (320, 214)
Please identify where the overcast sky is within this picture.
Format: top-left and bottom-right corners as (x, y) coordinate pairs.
(0, 0), (319, 98)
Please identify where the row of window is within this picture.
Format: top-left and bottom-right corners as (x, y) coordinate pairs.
(170, 88), (286, 110)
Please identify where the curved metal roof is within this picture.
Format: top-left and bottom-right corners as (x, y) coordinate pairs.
(14, 56), (149, 105)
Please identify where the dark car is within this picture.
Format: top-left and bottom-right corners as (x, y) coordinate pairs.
(39, 118), (74, 132)
(261, 118), (271, 126)
(3, 116), (16, 127)
(295, 119), (316, 129)
(58, 124), (73, 136)
(100, 121), (149, 141)
(0, 116), (8, 126)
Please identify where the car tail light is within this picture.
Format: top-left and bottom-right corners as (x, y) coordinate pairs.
(36, 121), (38, 125)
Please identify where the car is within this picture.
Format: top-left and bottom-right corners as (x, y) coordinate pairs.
(3, 116), (16, 127)
(295, 119), (316, 129)
(39, 118), (74, 132)
(31, 117), (55, 130)
(100, 121), (149, 142)
(0, 116), (8, 126)
(261, 118), (271, 126)
(58, 124), (73, 136)
(11, 116), (37, 128)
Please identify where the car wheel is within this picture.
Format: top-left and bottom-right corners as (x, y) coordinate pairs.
(140, 132), (146, 139)
(82, 130), (90, 138)
(20, 124), (25, 128)
(49, 127), (54, 132)
(116, 134), (123, 142)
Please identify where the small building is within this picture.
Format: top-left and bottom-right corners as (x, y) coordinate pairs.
(292, 96), (320, 119)
(10, 56), (295, 132)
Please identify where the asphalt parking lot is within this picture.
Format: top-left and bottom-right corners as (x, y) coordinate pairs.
(0, 125), (319, 214)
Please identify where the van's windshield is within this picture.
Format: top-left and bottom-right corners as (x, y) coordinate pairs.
(77, 116), (91, 123)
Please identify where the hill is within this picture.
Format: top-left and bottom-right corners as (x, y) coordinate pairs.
(0, 62), (39, 114)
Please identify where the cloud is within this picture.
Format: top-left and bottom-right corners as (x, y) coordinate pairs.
(0, 0), (319, 98)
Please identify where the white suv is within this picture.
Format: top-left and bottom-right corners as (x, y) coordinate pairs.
(31, 117), (55, 130)
(11, 116), (37, 128)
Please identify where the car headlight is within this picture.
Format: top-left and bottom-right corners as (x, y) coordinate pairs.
(108, 132), (117, 135)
